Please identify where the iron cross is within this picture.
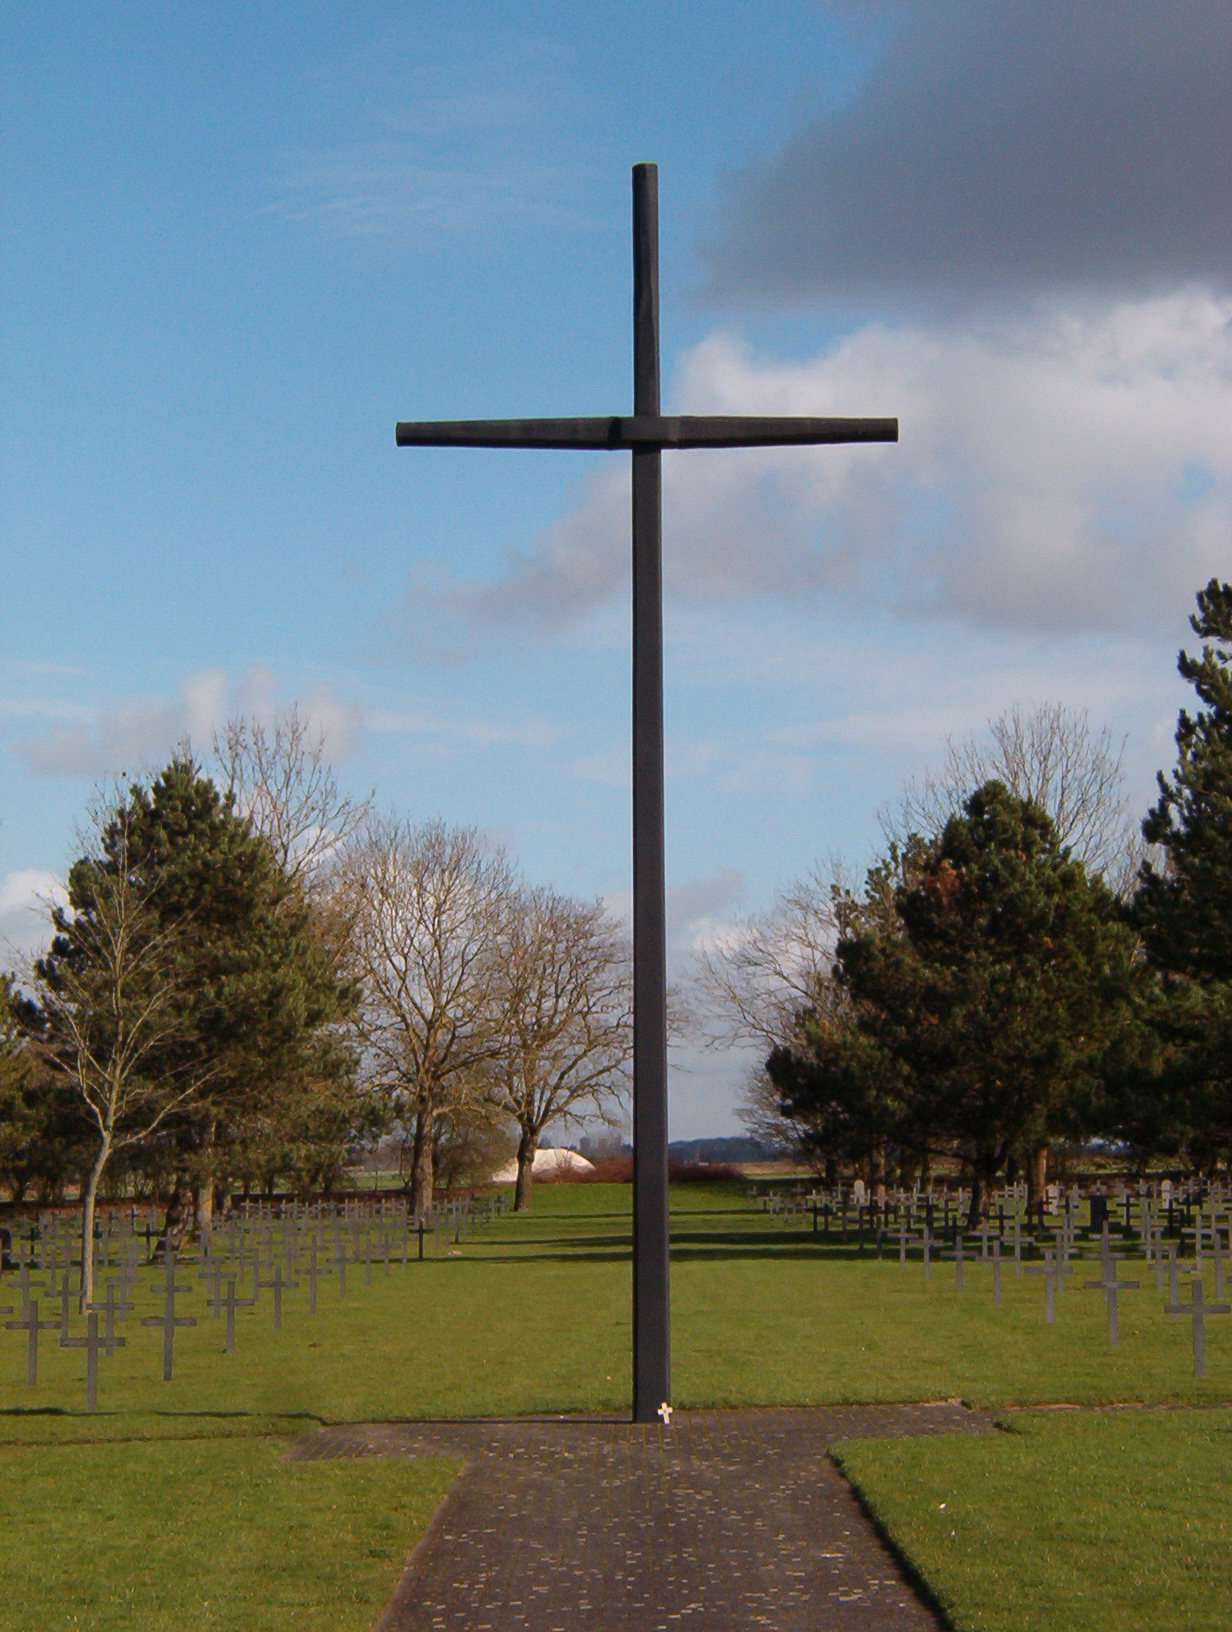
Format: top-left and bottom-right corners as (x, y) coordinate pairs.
(396, 163), (898, 1423)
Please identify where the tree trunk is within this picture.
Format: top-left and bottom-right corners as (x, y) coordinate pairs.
(1027, 1142), (1049, 1220)
(870, 1143), (887, 1208)
(79, 1135), (111, 1311)
(194, 1122), (217, 1236)
(162, 1180), (187, 1254)
(195, 1179), (215, 1234)
(967, 1163), (993, 1228)
(409, 1104), (434, 1215)
(514, 1127), (538, 1212)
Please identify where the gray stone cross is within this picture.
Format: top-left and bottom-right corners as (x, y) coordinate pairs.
(1027, 1249), (1058, 1323)
(256, 1262), (298, 1331)
(304, 1242), (334, 1314)
(88, 1279), (134, 1354)
(940, 1236), (968, 1293)
(6, 1297), (58, 1388)
(221, 1276), (257, 1355)
(1165, 1279), (1230, 1378)
(142, 1266), (197, 1381)
(1083, 1258), (1140, 1348)
(62, 1311), (122, 1412)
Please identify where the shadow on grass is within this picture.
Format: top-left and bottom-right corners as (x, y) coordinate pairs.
(466, 1239), (891, 1265)
(466, 1249), (632, 1265)
(0, 1406), (329, 1424)
(150, 1409), (327, 1424)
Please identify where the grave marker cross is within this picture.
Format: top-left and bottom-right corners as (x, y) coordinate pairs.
(256, 1263), (298, 1331)
(6, 1298), (58, 1388)
(1084, 1259), (1140, 1348)
(88, 1280), (134, 1354)
(1027, 1249), (1058, 1323)
(221, 1276), (257, 1355)
(396, 164), (897, 1422)
(1165, 1280), (1230, 1378)
(142, 1276), (197, 1382)
(62, 1311), (121, 1412)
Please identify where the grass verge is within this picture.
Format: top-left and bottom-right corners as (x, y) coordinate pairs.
(834, 1407), (1232, 1632)
(1, 1436), (462, 1632)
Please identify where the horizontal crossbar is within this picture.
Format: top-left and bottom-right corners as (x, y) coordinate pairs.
(395, 414), (898, 450)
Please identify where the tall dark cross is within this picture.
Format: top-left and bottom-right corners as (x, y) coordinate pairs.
(397, 163), (897, 1423)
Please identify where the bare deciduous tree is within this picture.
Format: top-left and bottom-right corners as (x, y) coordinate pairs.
(24, 797), (210, 1308)
(735, 1066), (804, 1162)
(689, 863), (853, 1161)
(484, 887), (631, 1211)
(336, 817), (512, 1213)
(215, 707), (370, 890)
(690, 861), (849, 1054)
(888, 703), (1139, 888)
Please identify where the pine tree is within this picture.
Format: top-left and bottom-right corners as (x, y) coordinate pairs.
(1132, 580), (1232, 1164)
(1139, 580), (1232, 979)
(829, 783), (1134, 1222)
(120, 758), (359, 1220)
(30, 760), (361, 1263)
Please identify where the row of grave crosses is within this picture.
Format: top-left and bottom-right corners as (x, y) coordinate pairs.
(744, 1181), (1232, 1379)
(904, 1204), (1230, 1378)
(754, 1179), (1232, 1256)
(1, 1193), (508, 1411)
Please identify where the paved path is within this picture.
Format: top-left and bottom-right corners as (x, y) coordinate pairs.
(290, 1404), (993, 1631)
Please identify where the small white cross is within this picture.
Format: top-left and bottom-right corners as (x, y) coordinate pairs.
(657, 1401), (673, 1425)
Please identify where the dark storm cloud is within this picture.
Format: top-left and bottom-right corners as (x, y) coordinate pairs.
(705, 1), (1232, 306)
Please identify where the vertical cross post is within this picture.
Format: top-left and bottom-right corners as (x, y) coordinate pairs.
(1028, 1248), (1057, 1322)
(393, 163), (896, 1423)
(631, 162), (670, 1424)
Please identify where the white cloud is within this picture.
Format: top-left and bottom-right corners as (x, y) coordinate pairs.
(0, 869), (65, 963)
(9, 670), (361, 779)
(409, 291), (1232, 642)
(266, 39), (602, 243)
(603, 868), (747, 977)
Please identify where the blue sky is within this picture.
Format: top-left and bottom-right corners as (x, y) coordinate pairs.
(3, 3), (1230, 1136)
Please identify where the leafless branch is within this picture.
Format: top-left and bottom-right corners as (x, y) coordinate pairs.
(215, 706), (370, 888)
(886, 702), (1140, 886)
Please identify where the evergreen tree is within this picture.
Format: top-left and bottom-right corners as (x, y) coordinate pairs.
(0, 973), (85, 1203)
(120, 758), (359, 1220)
(765, 845), (918, 1193)
(823, 783), (1134, 1222)
(1132, 580), (1232, 1163)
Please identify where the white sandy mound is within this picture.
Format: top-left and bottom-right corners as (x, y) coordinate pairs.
(491, 1147), (595, 1183)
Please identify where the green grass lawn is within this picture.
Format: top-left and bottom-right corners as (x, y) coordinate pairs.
(834, 1407), (1232, 1632)
(3, 1183), (1225, 1441)
(1, 1436), (461, 1632)
(2, 1181), (1227, 1629)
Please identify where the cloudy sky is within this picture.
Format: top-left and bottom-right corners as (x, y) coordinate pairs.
(3, 3), (1229, 1136)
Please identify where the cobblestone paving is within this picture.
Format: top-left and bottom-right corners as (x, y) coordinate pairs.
(288, 1404), (996, 1631)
